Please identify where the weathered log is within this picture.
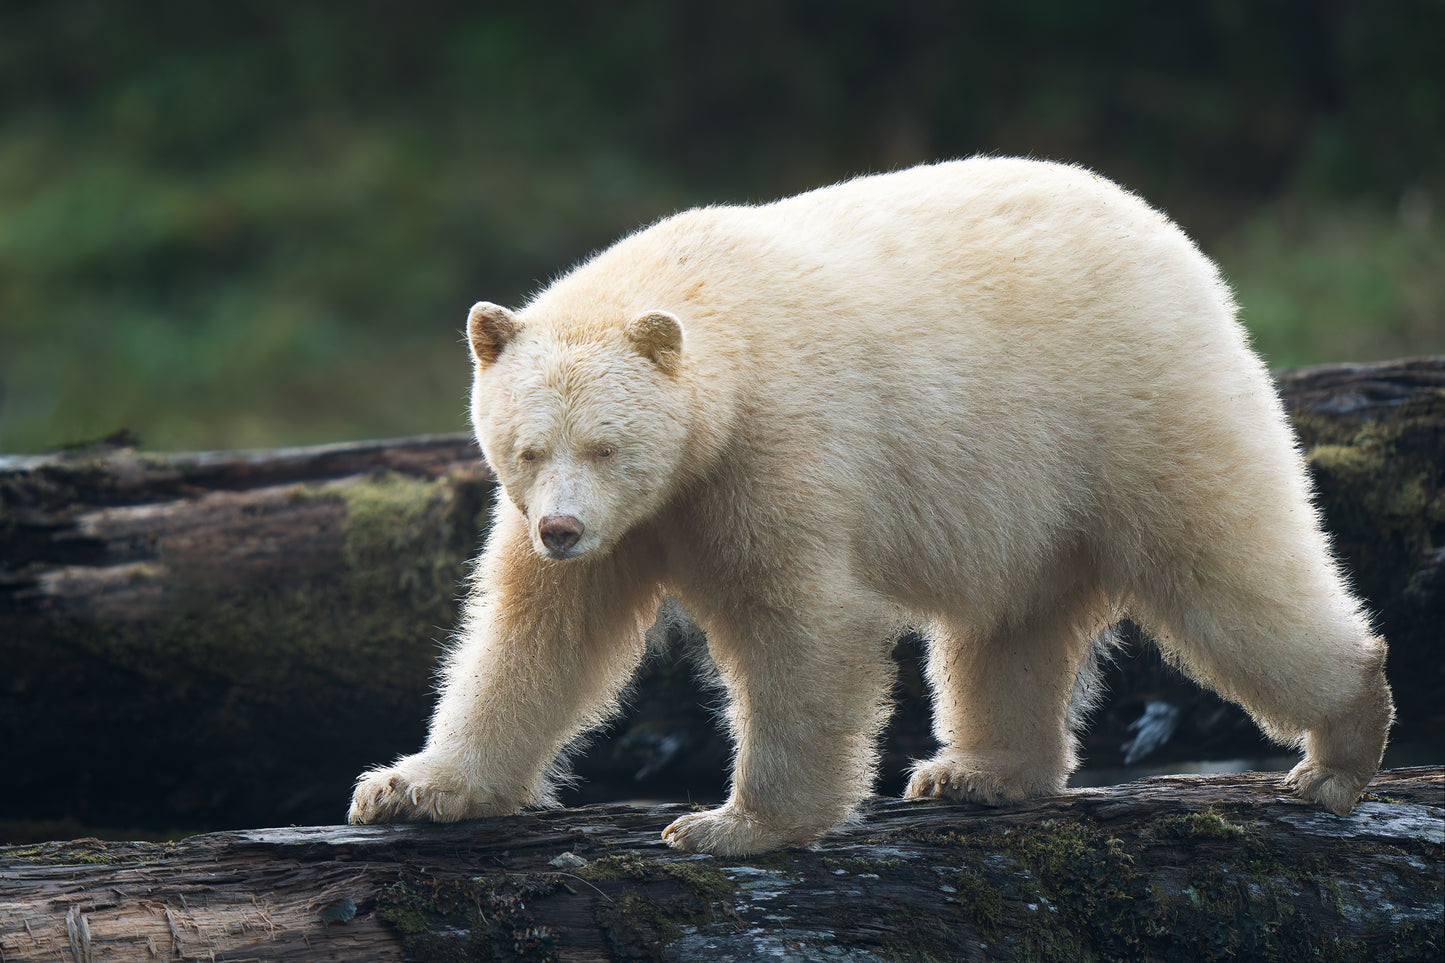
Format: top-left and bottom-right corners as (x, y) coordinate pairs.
(1, 359), (1441, 840)
(0, 768), (1439, 962)
(0, 435), (498, 838)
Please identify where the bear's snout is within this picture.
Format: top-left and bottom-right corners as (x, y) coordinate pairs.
(539, 514), (585, 556)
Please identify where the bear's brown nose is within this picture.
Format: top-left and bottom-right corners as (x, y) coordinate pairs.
(539, 514), (585, 555)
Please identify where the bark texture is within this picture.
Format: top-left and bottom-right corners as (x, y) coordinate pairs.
(1, 768), (1439, 962)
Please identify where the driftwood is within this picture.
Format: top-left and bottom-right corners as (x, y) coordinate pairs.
(1, 767), (1440, 962)
(0, 358), (1441, 841)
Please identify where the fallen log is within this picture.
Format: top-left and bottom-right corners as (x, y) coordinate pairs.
(0, 768), (1439, 962)
(0, 435), (497, 838)
(1, 359), (1441, 839)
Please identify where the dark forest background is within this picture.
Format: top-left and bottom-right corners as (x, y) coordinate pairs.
(1, 0), (1441, 452)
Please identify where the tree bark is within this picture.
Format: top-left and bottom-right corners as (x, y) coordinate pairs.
(1, 359), (1441, 840)
(0, 768), (1439, 962)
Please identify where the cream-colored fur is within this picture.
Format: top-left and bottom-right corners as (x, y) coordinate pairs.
(348, 158), (1394, 855)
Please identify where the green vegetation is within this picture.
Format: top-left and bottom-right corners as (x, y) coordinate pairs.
(1, 2), (1439, 452)
(1219, 201), (1442, 369)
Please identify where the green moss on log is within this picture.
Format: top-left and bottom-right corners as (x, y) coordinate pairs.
(324, 469), (488, 613)
(889, 805), (1444, 962)
(577, 852), (649, 883)
(1290, 390), (1445, 739)
(377, 875), (560, 963)
(660, 858), (737, 900)
(1, 466), (497, 833)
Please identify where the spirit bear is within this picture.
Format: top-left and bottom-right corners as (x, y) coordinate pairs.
(349, 157), (1394, 855)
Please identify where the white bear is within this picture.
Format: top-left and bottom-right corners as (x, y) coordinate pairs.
(348, 157), (1394, 856)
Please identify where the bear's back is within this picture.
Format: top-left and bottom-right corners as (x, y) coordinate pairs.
(548, 158), (1233, 367)
(516, 159), (1296, 625)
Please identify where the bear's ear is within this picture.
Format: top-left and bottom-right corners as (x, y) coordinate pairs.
(467, 301), (521, 368)
(625, 310), (684, 375)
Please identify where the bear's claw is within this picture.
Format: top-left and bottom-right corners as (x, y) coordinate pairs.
(349, 767), (451, 824)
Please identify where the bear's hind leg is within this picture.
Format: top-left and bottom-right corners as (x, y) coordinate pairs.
(1133, 552), (1393, 816)
(906, 596), (1104, 805)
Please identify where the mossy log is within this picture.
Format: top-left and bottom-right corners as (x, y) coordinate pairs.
(0, 435), (497, 838)
(0, 358), (1441, 840)
(0, 768), (1440, 962)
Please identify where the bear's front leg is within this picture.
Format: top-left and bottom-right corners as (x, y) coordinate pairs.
(348, 510), (655, 826)
(661, 594), (898, 855)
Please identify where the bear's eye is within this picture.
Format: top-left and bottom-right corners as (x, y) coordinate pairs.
(518, 449), (539, 464)
(592, 445), (616, 460)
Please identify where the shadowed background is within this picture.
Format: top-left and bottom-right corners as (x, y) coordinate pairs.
(1, 0), (1441, 453)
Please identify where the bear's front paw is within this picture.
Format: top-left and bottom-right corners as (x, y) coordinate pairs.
(904, 755), (1061, 806)
(661, 805), (808, 856)
(1283, 759), (1368, 817)
(347, 753), (517, 825)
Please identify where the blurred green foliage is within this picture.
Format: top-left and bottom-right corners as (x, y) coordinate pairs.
(1, 0), (1440, 451)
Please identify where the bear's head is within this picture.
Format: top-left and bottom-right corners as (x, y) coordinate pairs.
(466, 301), (690, 561)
